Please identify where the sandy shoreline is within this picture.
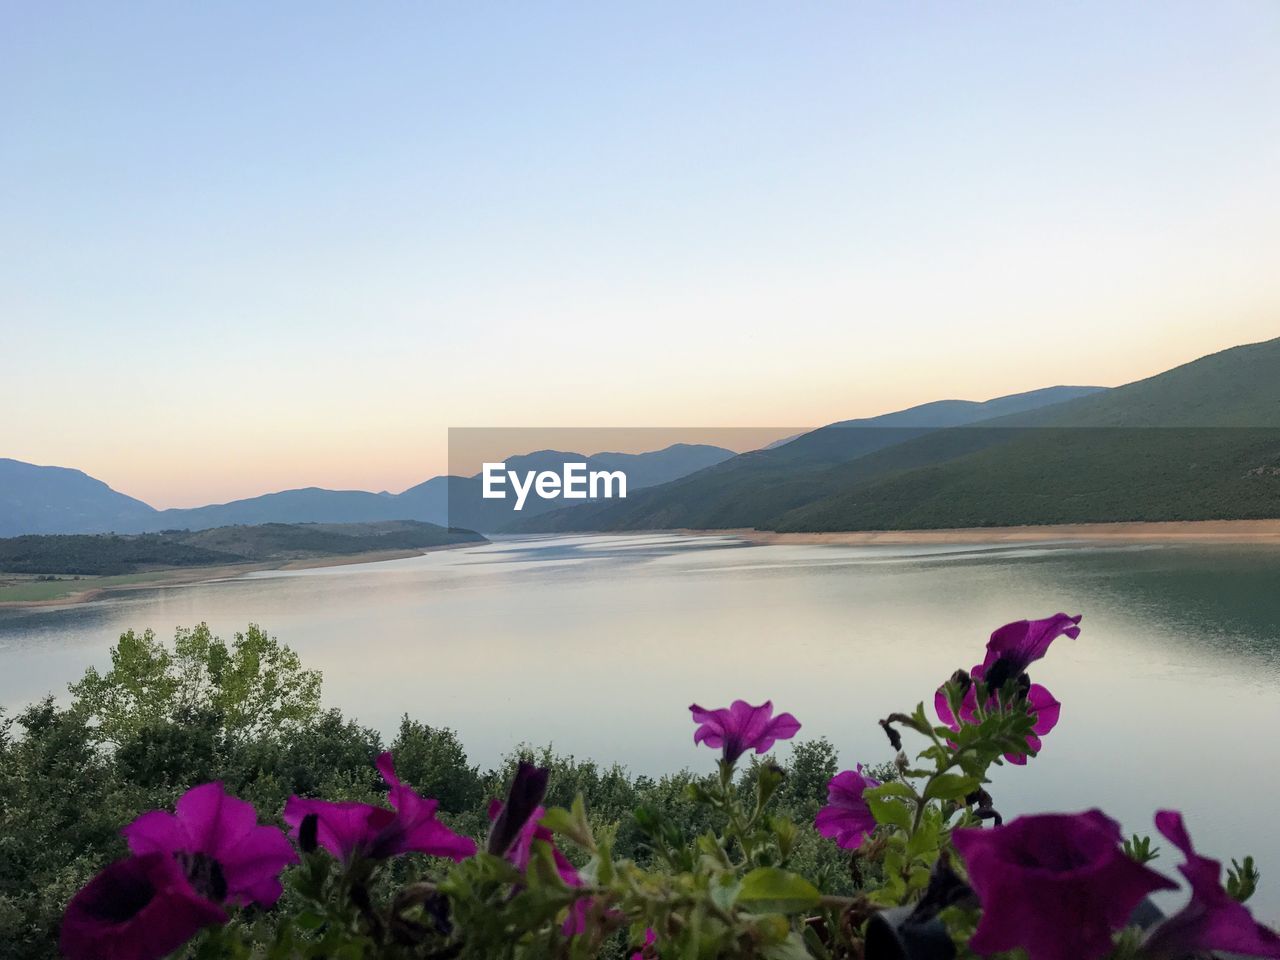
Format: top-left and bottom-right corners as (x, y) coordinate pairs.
(0, 544), (474, 609)
(701, 519), (1280, 546)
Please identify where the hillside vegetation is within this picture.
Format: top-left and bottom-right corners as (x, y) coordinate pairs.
(0, 520), (484, 576)
(521, 337), (1280, 533)
(513, 386), (1103, 532)
(773, 339), (1280, 531)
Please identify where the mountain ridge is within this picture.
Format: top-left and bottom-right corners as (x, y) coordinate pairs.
(0, 443), (736, 536)
(512, 384), (1107, 532)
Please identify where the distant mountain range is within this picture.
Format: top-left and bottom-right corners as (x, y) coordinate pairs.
(7, 337), (1279, 539)
(512, 385), (1106, 531)
(0, 460), (158, 539)
(519, 336), (1280, 533)
(0, 443), (736, 537)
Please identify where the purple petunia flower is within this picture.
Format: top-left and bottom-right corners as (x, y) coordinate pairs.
(814, 765), (881, 850)
(487, 761), (550, 858)
(283, 752), (476, 863)
(934, 614), (1078, 763)
(631, 926), (657, 959)
(980, 613), (1081, 689)
(1141, 811), (1280, 959)
(935, 662), (1062, 764)
(952, 809), (1177, 960)
(487, 797), (589, 934)
(123, 782), (297, 908)
(689, 700), (800, 765)
(60, 853), (227, 960)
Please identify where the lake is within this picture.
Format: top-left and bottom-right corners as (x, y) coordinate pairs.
(2, 533), (1278, 918)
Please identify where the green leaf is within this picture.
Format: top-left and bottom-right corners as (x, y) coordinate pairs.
(539, 807), (577, 837)
(710, 875), (743, 912)
(1228, 856), (1260, 903)
(906, 817), (940, 860)
(772, 816), (798, 860)
(737, 867), (822, 914)
(756, 762), (785, 809)
(866, 795), (912, 832)
(867, 781), (916, 800)
(527, 839), (571, 890)
(594, 838), (615, 886)
(924, 774), (979, 802)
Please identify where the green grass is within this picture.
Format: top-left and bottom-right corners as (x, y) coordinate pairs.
(0, 572), (173, 602)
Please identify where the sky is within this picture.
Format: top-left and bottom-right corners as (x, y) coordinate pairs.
(2, 2), (1278, 508)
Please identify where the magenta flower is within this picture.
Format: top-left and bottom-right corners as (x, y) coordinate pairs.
(689, 700), (800, 765)
(60, 853), (227, 960)
(123, 782), (297, 908)
(283, 752), (476, 863)
(1141, 811), (1280, 959)
(487, 797), (588, 934)
(631, 926), (657, 959)
(814, 765), (881, 849)
(952, 809), (1177, 960)
(935, 663), (1062, 764)
(980, 613), (1081, 689)
(488, 761), (550, 858)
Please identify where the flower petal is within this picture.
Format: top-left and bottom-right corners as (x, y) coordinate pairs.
(61, 854), (226, 960)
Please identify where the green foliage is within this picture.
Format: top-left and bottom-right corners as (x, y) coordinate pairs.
(1124, 833), (1159, 865)
(68, 623), (322, 745)
(774, 427), (1280, 531)
(0, 625), (853, 960)
(0, 521), (484, 576)
(1228, 855), (1261, 904)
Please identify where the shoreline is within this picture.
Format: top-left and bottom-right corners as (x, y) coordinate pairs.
(0, 543), (476, 610)
(7, 520), (1279, 608)
(698, 518), (1280, 546)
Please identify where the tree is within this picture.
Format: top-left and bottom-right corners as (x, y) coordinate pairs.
(68, 623), (321, 745)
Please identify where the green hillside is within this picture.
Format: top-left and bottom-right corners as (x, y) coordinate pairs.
(775, 337), (1280, 530)
(1007, 337), (1280, 428)
(514, 386), (1103, 532)
(774, 427), (1280, 530)
(523, 337), (1280, 533)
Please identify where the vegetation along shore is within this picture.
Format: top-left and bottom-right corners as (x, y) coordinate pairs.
(0, 521), (485, 606)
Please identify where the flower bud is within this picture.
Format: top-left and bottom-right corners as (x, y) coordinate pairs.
(879, 718), (903, 752)
(298, 813), (318, 854)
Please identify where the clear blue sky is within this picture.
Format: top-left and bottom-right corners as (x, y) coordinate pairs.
(3, 2), (1277, 506)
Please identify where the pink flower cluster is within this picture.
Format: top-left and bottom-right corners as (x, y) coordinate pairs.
(60, 753), (514, 960)
(956, 809), (1280, 960)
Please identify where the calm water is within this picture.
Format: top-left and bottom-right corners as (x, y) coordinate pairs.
(2, 534), (1279, 917)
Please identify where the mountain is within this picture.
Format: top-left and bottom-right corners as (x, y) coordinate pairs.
(995, 336), (1280, 428)
(151, 487), (407, 532)
(0, 444), (735, 536)
(150, 443), (736, 533)
(0, 459), (159, 537)
(514, 385), (1106, 532)
(434, 443), (738, 531)
(772, 337), (1280, 530)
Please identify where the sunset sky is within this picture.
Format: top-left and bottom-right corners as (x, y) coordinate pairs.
(3, 3), (1278, 508)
